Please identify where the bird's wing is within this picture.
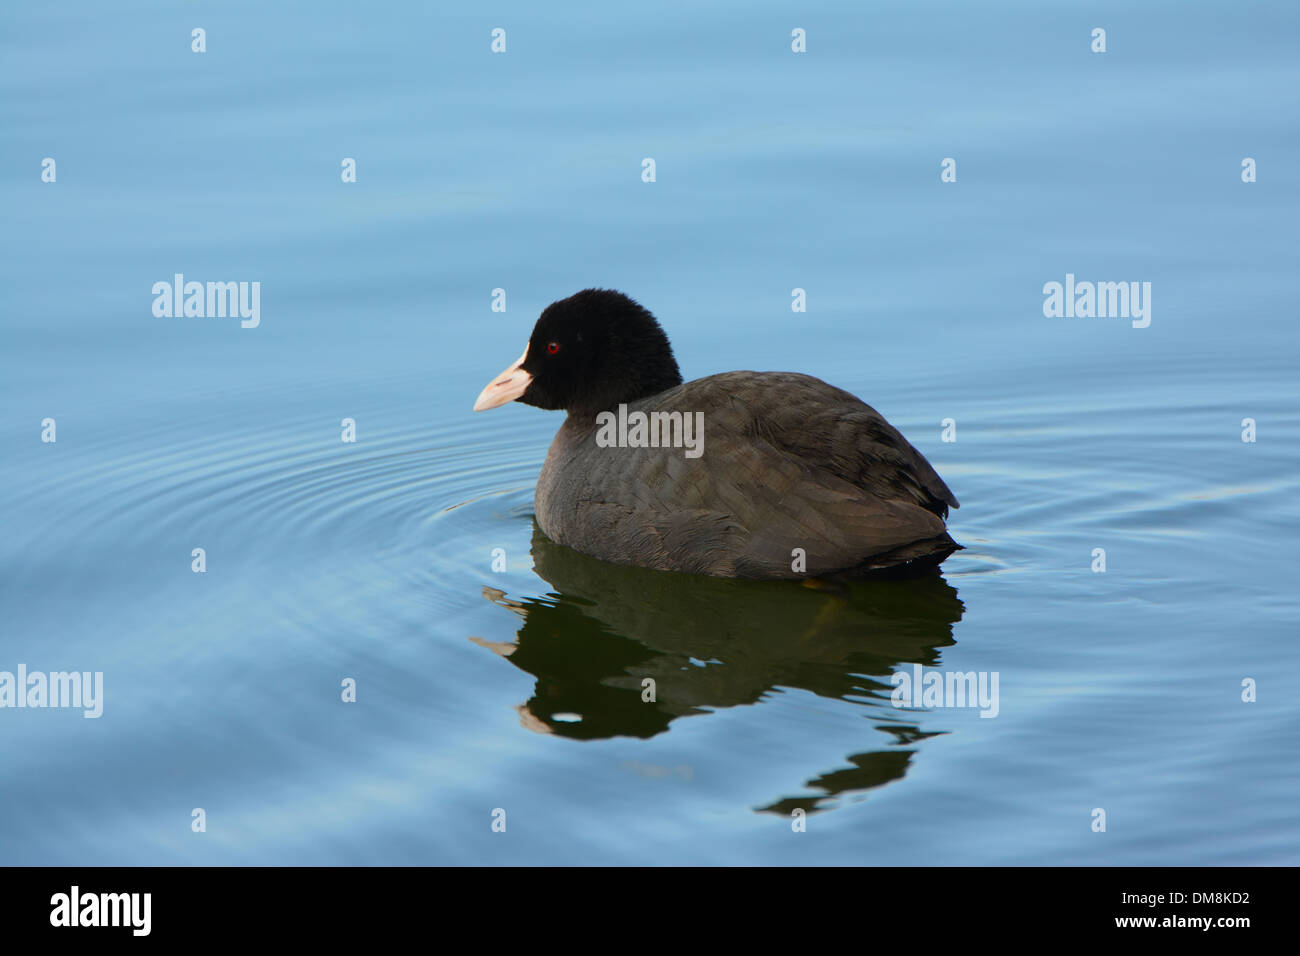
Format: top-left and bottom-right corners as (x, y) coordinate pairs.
(552, 372), (958, 577)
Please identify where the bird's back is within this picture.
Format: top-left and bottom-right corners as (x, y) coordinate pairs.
(535, 371), (959, 578)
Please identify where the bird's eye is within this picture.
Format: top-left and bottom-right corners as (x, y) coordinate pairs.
(547, 341), (560, 355)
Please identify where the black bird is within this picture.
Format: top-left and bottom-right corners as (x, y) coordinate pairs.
(474, 289), (960, 579)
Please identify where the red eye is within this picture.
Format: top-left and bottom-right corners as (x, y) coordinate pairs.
(547, 341), (560, 354)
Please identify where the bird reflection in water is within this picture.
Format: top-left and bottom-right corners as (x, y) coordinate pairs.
(471, 523), (965, 813)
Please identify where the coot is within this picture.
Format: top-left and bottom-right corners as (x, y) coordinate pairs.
(474, 289), (960, 578)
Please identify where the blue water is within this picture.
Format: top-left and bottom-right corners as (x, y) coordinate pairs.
(2, 0), (1297, 865)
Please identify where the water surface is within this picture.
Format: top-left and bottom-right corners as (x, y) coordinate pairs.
(2, 0), (1297, 865)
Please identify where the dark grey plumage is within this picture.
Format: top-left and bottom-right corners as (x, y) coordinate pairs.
(534, 371), (959, 578)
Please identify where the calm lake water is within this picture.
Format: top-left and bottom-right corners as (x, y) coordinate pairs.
(2, 0), (1297, 865)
